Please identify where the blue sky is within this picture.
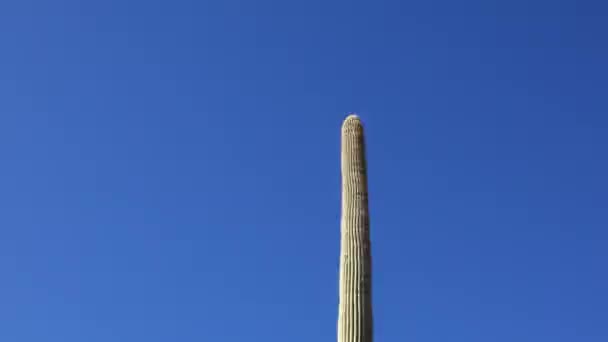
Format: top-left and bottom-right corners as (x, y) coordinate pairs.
(1, 1), (607, 341)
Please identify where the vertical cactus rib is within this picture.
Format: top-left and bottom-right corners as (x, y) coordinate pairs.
(338, 114), (373, 342)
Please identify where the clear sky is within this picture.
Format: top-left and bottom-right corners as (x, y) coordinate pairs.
(1, 1), (607, 341)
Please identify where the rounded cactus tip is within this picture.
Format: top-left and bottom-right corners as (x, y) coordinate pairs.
(345, 113), (360, 121)
(342, 113), (363, 130)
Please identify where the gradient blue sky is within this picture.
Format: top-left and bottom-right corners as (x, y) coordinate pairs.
(1, 1), (607, 341)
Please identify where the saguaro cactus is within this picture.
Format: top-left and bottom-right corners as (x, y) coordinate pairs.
(338, 114), (373, 342)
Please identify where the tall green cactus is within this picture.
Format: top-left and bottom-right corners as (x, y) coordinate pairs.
(338, 115), (373, 342)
